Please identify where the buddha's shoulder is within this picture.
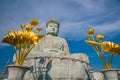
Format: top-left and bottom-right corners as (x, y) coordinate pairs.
(44, 35), (66, 41)
(45, 35), (64, 39)
(56, 36), (66, 41)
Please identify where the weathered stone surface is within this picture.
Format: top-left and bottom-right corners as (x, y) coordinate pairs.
(24, 54), (91, 80)
(48, 57), (88, 80)
(93, 72), (104, 80)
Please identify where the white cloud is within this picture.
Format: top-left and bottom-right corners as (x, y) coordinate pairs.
(73, 0), (107, 15)
(93, 20), (120, 33)
(59, 21), (85, 40)
(93, 20), (120, 38)
(59, 19), (120, 40)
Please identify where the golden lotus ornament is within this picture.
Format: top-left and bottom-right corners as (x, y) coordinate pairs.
(2, 30), (43, 66)
(85, 28), (120, 70)
(2, 19), (44, 66)
(2, 30), (39, 47)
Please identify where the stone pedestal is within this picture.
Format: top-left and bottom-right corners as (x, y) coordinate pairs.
(7, 65), (30, 80)
(101, 69), (119, 80)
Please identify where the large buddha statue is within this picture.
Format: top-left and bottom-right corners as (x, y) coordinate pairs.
(23, 18), (92, 80)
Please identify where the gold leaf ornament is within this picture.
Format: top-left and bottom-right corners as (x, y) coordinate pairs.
(85, 40), (100, 46)
(101, 41), (120, 55)
(101, 41), (111, 52)
(2, 30), (39, 47)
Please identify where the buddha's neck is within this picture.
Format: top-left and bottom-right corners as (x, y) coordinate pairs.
(47, 34), (57, 37)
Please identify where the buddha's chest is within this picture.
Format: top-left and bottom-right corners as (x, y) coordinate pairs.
(41, 37), (64, 49)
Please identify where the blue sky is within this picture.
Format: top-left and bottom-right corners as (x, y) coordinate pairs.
(0, 0), (120, 72)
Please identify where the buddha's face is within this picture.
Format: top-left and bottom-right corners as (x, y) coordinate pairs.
(46, 22), (59, 36)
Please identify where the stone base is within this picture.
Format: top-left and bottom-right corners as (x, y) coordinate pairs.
(24, 54), (92, 80)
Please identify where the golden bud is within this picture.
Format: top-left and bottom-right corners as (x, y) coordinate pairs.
(26, 24), (33, 31)
(87, 29), (94, 35)
(30, 19), (39, 26)
(96, 34), (104, 41)
(20, 24), (25, 29)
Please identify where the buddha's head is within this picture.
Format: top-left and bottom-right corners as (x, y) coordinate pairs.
(46, 18), (60, 36)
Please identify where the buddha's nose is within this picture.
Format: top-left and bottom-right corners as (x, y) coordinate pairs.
(52, 27), (55, 30)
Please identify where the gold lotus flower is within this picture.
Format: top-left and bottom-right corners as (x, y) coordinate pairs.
(36, 28), (42, 31)
(96, 34), (104, 41)
(85, 40), (100, 46)
(87, 29), (94, 35)
(101, 41), (120, 55)
(2, 30), (39, 47)
(85, 29), (120, 69)
(2, 19), (44, 66)
(26, 24), (33, 31)
(30, 19), (39, 26)
(2, 30), (45, 66)
(101, 41), (112, 52)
